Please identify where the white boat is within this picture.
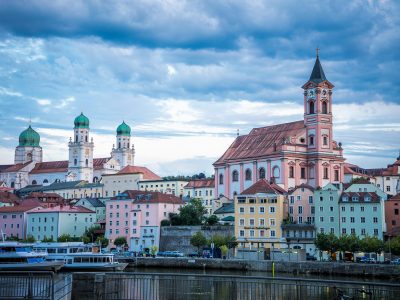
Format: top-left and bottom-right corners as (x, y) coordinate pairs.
(0, 242), (64, 272)
(34, 242), (128, 271)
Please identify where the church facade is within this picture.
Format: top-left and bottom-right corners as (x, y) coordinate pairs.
(214, 55), (345, 198)
(0, 113), (136, 189)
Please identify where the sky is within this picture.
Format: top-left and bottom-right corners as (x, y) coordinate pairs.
(0, 0), (399, 176)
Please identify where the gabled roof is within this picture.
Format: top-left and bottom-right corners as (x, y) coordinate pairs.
(113, 190), (184, 204)
(241, 179), (286, 195)
(0, 191), (20, 203)
(29, 158), (111, 174)
(0, 162), (32, 173)
(214, 120), (305, 165)
(0, 205), (41, 213)
(185, 179), (215, 189)
(27, 205), (95, 214)
(288, 183), (314, 194)
(84, 198), (105, 208)
(112, 165), (161, 180)
(213, 202), (234, 214)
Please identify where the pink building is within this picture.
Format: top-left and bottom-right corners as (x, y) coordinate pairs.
(0, 205), (40, 239)
(106, 190), (184, 252)
(214, 54), (345, 198)
(287, 184), (315, 224)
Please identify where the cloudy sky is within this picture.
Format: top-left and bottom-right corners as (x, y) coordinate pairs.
(0, 0), (399, 176)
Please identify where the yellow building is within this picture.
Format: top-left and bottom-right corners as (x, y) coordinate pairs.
(235, 179), (287, 259)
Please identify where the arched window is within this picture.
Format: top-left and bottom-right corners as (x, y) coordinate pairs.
(309, 135), (314, 146)
(127, 143), (129, 148)
(74, 159), (77, 166)
(323, 135), (328, 146)
(272, 166), (280, 178)
(309, 101), (315, 114)
(219, 174), (224, 185)
(43, 179), (48, 184)
(26, 153), (32, 161)
(32, 180), (37, 185)
(322, 101), (328, 114)
(118, 142), (121, 149)
(85, 136), (88, 142)
(245, 169), (252, 181)
(75, 135), (78, 142)
(233, 191), (238, 197)
(232, 170), (239, 182)
(289, 166), (294, 178)
(93, 177), (99, 183)
(10, 182), (15, 188)
(85, 159), (89, 167)
(259, 168), (266, 179)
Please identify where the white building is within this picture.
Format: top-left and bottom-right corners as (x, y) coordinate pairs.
(138, 179), (188, 197)
(183, 179), (215, 215)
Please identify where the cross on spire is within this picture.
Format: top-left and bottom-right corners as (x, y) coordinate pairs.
(316, 47), (320, 57)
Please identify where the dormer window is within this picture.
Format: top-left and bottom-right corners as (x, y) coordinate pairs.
(352, 196), (359, 202)
(364, 196), (371, 202)
(342, 196), (348, 202)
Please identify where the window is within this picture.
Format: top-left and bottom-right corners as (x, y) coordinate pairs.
(373, 206), (377, 212)
(232, 170), (239, 182)
(330, 206), (333, 212)
(395, 209), (399, 215)
(309, 135), (314, 146)
(269, 219), (275, 226)
(323, 167), (329, 179)
(342, 228), (346, 235)
(360, 207), (365, 212)
(289, 206), (293, 214)
(249, 230), (255, 237)
(249, 207), (255, 213)
(300, 167), (306, 179)
(319, 207), (323, 212)
(245, 169), (252, 181)
(323, 136), (328, 146)
(361, 217), (365, 223)
(330, 228), (334, 234)
(298, 216), (303, 224)
(219, 174), (223, 185)
(330, 217), (334, 222)
(239, 230), (245, 237)
(386, 186), (391, 192)
(289, 166), (294, 178)
(272, 166), (280, 178)
(270, 230), (276, 237)
(361, 229), (366, 235)
(374, 229), (378, 236)
(269, 207), (276, 213)
(259, 207), (265, 213)
(290, 196), (294, 204)
(309, 101), (315, 114)
(239, 207), (244, 214)
(341, 217), (346, 223)
(74, 159), (77, 166)
(85, 159), (88, 167)
(350, 206), (354, 212)
(259, 168), (266, 179)
(351, 228), (355, 234)
(373, 217), (378, 223)
(350, 217), (355, 223)
(239, 219), (245, 226)
(334, 170), (339, 181)
(308, 196), (313, 204)
(249, 219), (255, 226)
(298, 206), (303, 214)
(322, 101), (328, 114)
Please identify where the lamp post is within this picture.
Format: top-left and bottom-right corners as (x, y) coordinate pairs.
(271, 242), (275, 261)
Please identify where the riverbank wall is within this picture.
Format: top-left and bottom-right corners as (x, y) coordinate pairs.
(120, 257), (400, 279)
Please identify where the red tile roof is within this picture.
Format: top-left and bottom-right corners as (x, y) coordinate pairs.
(115, 165), (161, 180)
(241, 179), (286, 195)
(340, 192), (380, 203)
(389, 194), (400, 201)
(0, 205), (41, 213)
(114, 190), (184, 204)
(288, 183), (315, 194)
(214, 120), (305, 165)
(0, 191), (20, 203)
(0, 162), (32, 173)
(27, 205), (95, 213)
(29, 158), (111, 174)
(185, 179), (215, 188)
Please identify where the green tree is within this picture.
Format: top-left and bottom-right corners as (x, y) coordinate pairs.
(170, 199), (207, 226)
(6, 235), (20, 241)
(41, 236), (54, 242)
(315, 233), (339, 260)
(205, 215), (219, 225)
(114, 236), (127, 248)
(160, 219), (171, 226)
(22, 235), (36, 243)
(57, 234), (72, 242)
(360, 236), (384, 256)
(150, 245), (158, 257)
(220, 245), (229, 258)
(96, 236), (109, 248)
(81, 235), (90, 244)
(83, 225), (101, 243)
(385, 236), (400, 256)
(190, 231), (207, 252)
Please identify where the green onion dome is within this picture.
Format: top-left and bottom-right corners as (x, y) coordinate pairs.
(74, 113), (89, 128)
(19, 125), (40, 147)
(116, 121), (131, 136)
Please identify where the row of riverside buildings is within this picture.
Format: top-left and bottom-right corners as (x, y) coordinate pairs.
(1, 54), (400, 258)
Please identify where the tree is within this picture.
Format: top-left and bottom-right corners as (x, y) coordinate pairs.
(22, 235), (36, 243)
(205, 215), (219, 225)
(160, 219), (171, 226)
(170, 199), (207, 226)
(315, 233), (339, 260)
(220, 245), (229, 258)
(83, 225), (101, 243)
(42, 236), (54, 243)
(150, 245), (158, 257)
(385, 236), (400, 256)
(96, 236), (109, 248)
(360, 236), (384, 255)
(6, 235), (20, 241)
(57, 234), (72, 242)
(190, 231), (207, 252)
(114, 236), (127, 248)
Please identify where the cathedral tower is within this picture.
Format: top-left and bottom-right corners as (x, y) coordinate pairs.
(111, 121), (135, 168)
(14, 125), (43, 164)
(68, 113), (94, 182)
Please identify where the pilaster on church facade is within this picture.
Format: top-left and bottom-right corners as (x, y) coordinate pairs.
(213, 54), (345, 199)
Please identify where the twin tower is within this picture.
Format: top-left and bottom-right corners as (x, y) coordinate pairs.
(15, 113), (135, 183)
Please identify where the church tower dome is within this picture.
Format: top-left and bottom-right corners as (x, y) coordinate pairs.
(116, 121), (131, 136)
(19, 125), (40, 147)
(74, 113), (89, 128)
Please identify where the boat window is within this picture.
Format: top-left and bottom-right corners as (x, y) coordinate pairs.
(47, 248), (56, 253)
(82, 257), (90, 263)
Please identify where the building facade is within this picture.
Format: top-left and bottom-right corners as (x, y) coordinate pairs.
(385, 193), (400, 237)
(0, 205), (41, 239)
(214, 55), (345, 199)
(138, 179), (188, 197)
(26, 205), (96, 241)
(184, 179), (215, 215)
(235, 179), (287, 258)
(74, 198), (106, 222)
(105, 190), (183, 252)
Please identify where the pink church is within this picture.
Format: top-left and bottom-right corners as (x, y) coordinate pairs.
(214, 54), (345, 198)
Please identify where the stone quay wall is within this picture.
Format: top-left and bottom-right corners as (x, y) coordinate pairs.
(124, 257), (400, 279)
(159, 225), (234, 254)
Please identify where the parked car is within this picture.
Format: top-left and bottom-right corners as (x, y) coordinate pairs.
(306, 254), (317, 261)
(360, 257), (376, 264)
(391, 258), (400, 265)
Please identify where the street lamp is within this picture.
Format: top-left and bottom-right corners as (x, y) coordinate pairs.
(271, 242), (275, 261)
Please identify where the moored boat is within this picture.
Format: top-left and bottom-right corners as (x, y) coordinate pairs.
(0, 242), (64, 272)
